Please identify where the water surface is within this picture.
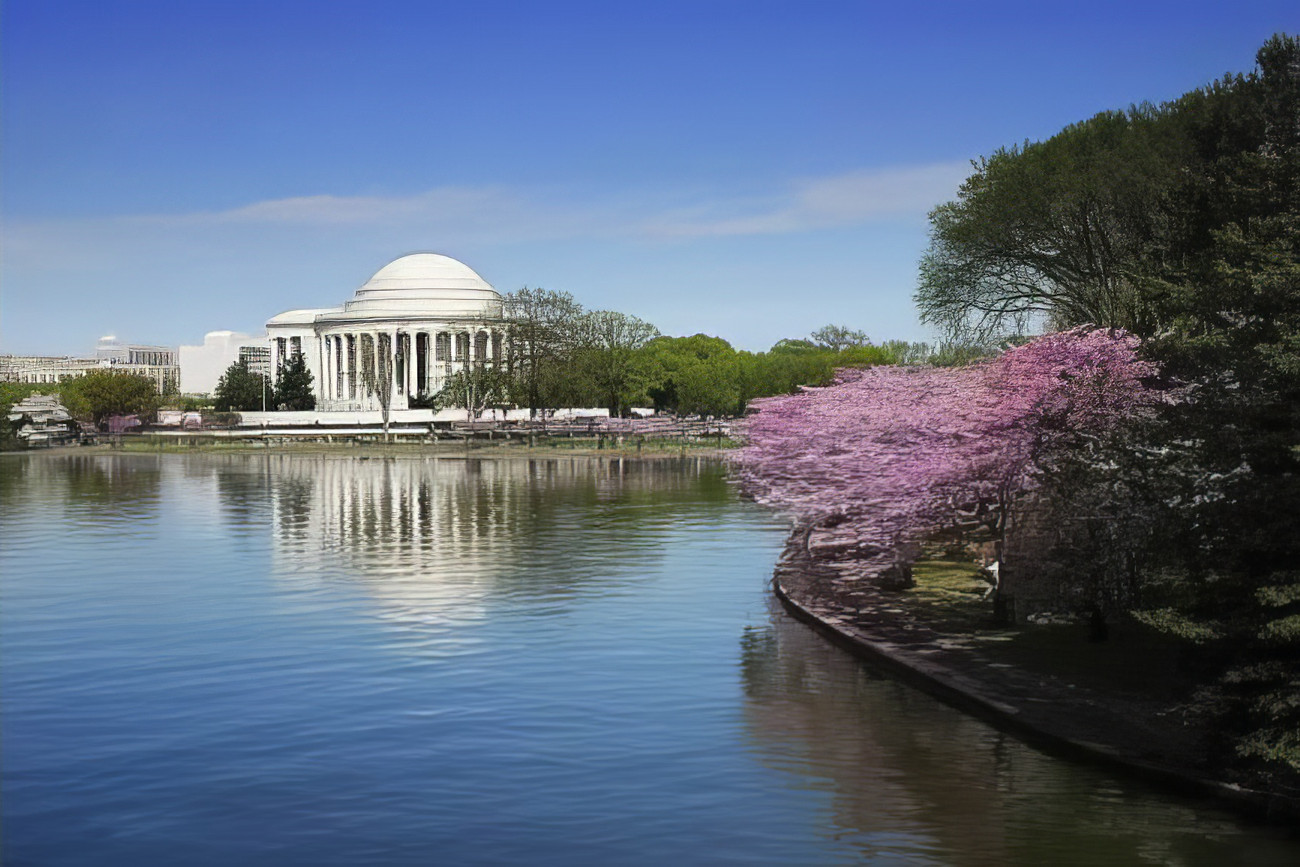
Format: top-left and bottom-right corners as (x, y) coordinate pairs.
(1, 453), (1294, 865)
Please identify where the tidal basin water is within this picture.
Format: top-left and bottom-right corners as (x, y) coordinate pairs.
(2, 453), (1296, 865)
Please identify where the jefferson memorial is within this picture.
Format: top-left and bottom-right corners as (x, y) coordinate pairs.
(266, 253), (505, 411)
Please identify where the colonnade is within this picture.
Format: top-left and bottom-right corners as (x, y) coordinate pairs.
(313, 326), (502, 410)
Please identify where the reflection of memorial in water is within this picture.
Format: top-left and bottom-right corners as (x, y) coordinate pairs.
(739, 600), (1254, 866)
(267, 456), (728, 630)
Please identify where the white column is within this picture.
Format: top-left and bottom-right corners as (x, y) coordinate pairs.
(330, 335), (339, 401)
(390, 329), (400, 398)
(327, 335), (336, 401)
(338, 334), (347, 401)
(397, 335), (408, 397)
(346, 333), (355, 400)
(433, 331), (443, 392)
(319, 336), (329, 402)
(329, 335), (338, 401)
(374, 331), (383, 411)
(408, 332), (416, 396)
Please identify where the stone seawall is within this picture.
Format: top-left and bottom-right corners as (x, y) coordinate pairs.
(770, 536), (1300, 825)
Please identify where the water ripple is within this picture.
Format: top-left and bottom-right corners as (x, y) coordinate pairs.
(2, 454), (1295, 866)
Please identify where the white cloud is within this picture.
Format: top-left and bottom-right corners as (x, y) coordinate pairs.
(202, 186), (518, 227)
(20, 159), (969, 242)
(0, 162), (968, 352)
(641, 161), (970, 238)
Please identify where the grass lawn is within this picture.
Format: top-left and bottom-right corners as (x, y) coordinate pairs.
(908, 556), (1197, 701)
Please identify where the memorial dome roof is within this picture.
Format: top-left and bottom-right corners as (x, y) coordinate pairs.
(335, 253), (502, 318)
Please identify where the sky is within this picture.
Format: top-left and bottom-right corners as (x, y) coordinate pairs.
(2, 0), (1296, 356)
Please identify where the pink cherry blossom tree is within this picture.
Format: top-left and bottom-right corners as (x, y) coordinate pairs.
(733, 327), (1164, 594)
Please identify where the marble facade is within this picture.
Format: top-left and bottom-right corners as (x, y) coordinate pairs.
(266, 253), (505, 412)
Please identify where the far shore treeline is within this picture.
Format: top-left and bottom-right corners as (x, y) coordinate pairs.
(2, 316), (973, 434)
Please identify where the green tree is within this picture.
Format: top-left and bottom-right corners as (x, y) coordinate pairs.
(571, 310), (660, 415)
(916, 105), (1188, 341)
(1140, 36), (1300, 772)
(61, 370), (160, 425)
(637, 334), (741, 416)
(504, 288), (585, 417)
(911, 33), (1300, 777)
(213, 361), (270, 412)
(273, 353), (316, 411)
(810, 324), (872, 351)
(434, 365), (512, 419)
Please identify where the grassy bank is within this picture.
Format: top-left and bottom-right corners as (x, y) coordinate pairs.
(906, 557), (1195, 700)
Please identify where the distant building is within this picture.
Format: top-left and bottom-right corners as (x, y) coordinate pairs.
(266, 253), (505, 412)
(5, 393), (78, 445)
(178, 331), (269, 394)
(239, 345), (271, 377)
(0, 336), (179, 392)
(93, 337), (179, 392)
(0, 355), (100, 385)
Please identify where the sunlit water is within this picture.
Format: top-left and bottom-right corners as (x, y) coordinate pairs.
(2, 453), (1295, 865)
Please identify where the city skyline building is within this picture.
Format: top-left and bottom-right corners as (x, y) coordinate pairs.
(1, 336), (179, 392)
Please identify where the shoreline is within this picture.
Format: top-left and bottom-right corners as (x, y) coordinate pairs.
(770, 536), (1300, 826)
(2, 439), (733, 461)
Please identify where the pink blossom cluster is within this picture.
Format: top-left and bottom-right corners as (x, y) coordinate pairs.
(733, 327), (1162, 574)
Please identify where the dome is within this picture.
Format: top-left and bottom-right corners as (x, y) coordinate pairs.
(335, 253), (502, 318)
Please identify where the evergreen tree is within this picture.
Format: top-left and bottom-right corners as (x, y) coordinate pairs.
(273, 353), (316, 411)
(213, 361), (270, 412)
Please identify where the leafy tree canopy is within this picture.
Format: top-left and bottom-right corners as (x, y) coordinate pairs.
(434, 365), (512, 417)
(213, 361), (270, 413)
(61, 370), (160, 425)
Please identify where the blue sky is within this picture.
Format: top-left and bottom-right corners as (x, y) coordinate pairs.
(2, 1), (1295, 355)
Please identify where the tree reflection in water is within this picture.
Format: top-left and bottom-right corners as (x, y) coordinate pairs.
(739, 599), (1295, 865)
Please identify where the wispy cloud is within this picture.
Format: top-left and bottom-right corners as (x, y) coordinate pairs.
(203, 187), (520, 227)
(2, 159), (968, 287)
(33, 159), (968, 241)
(641, 162), (970, 238)
(2, 162), (968, 354)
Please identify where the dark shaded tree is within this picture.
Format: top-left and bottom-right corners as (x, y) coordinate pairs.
(273, 352), (316, 411)
(914, 33), (1300, 777)
(213, 361), (270, 412)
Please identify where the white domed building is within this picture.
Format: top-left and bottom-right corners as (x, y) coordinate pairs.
(266, 254), (505, 411)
